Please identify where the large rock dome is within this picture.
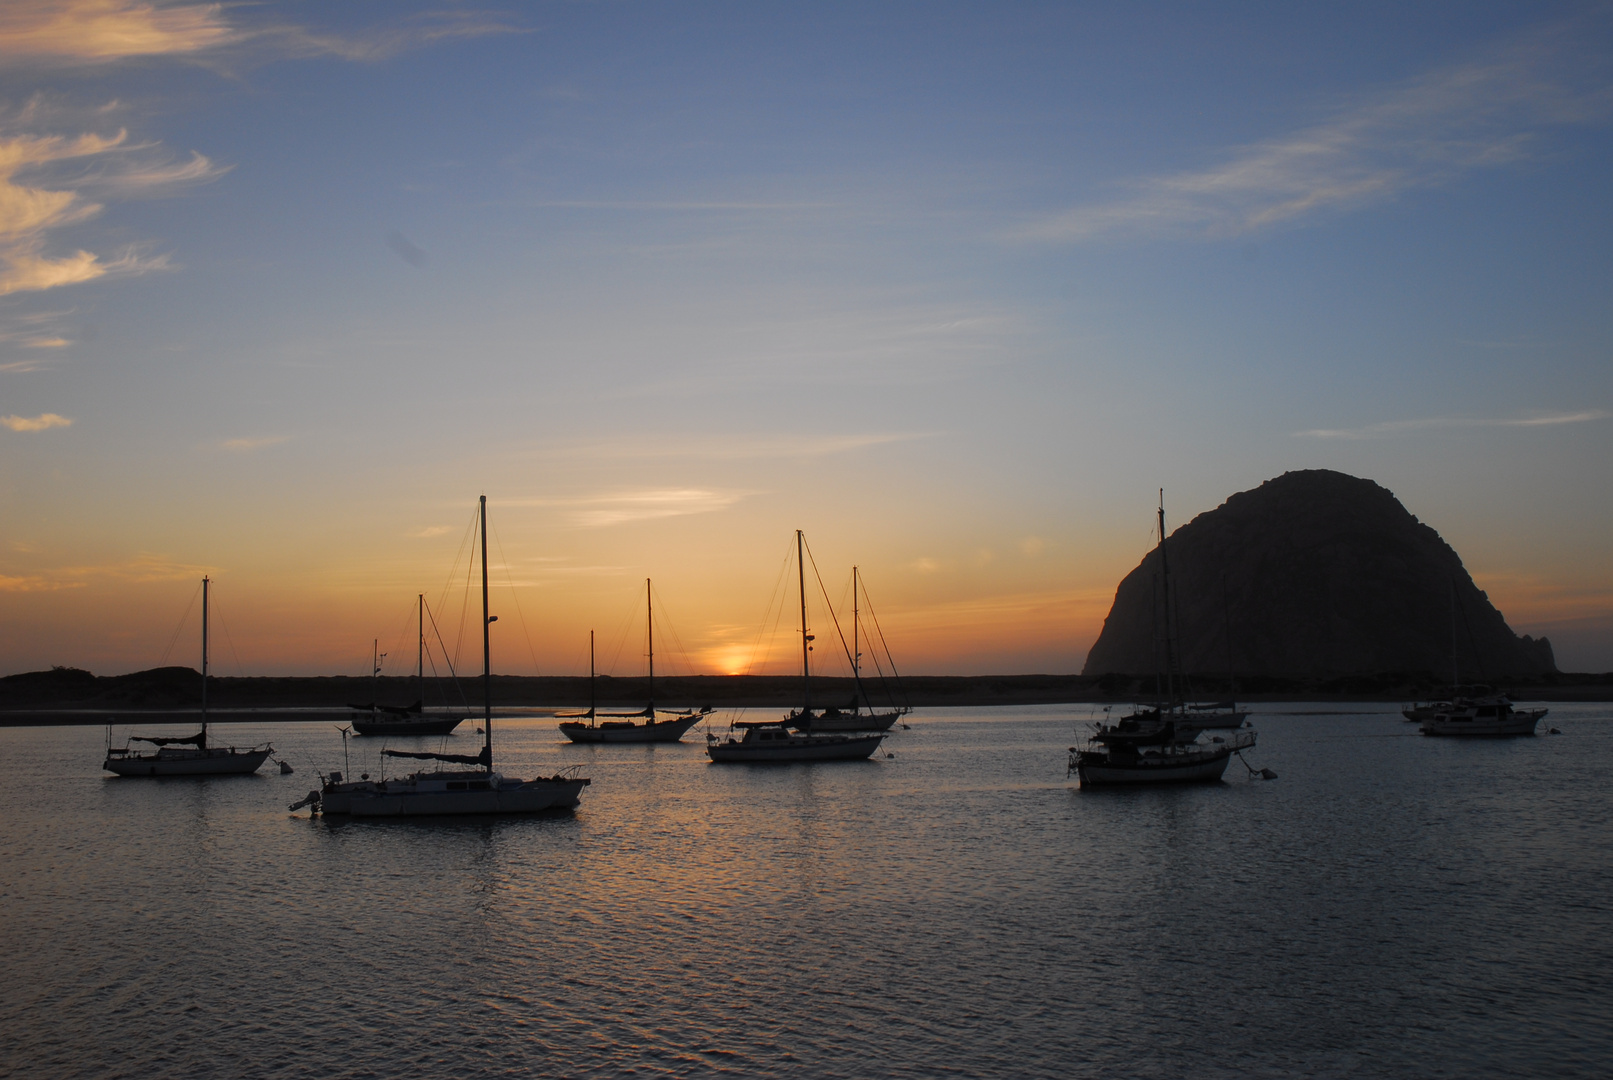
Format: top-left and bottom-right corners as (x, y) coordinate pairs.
(1082, 470), (1555, 678)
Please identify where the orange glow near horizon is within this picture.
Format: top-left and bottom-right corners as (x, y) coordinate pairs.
(3, 496), (1610, 677)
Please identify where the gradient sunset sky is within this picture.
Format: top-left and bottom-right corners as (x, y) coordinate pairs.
(2, 1), (1610, 679)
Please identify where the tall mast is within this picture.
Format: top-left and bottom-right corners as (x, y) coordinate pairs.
(481, 495), (493, 769)
(1157, 490), (1176, 709)
(646, 577), (654, 712)
(853, 566), (860, 677)
(798, 530), (811, 712)
(589, 629), (596, 723)
(853, 565), (861, 709)
(418, 594), (425, 708)
(200, 573), (209, 754)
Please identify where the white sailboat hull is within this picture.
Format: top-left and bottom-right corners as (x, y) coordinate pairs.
(104, 746), (271, 777)
(558, 715), (700, 743)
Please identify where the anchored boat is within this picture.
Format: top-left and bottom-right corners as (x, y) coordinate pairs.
(1420, 695), (1547, 737)
(294, 497), (587, 816)
(349, 596), (466, 737)
(783, 565), (908, 734)
(558, 580), (707, 744)
(1072, 492), (1263, 786)
(103, 576), (273, 777)
(708, 530), (886, 764)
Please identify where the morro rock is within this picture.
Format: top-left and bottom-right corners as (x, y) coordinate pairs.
(1083, 470), (1555, 679)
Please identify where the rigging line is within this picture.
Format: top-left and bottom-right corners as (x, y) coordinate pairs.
(424, 597), (471, 709)
(380, 595), (418, 679)
(489, 517), (541, 675)
(833, 571), (853, 626)
(858, 578), (910, 709)
(600, 584), (640, 679)
(649, 580), (697, 679)
(431, 504), (480, 677)
(743, 537), (796, 676)
(157, 579), (204, 668)
(209, 583), (246, 679)
(453, 506), (480, 674)
(802, 535), (861, 681)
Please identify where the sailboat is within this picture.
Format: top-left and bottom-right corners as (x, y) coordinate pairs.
(103, 576), (274, 777)
(707, 531), (886, 763)
(784, 565), (908, 733)
(349, 595), (465, 737)
(1070, 494), (1254, 786)
(300, 497), (589, 816)
(558, 579), (707, 744)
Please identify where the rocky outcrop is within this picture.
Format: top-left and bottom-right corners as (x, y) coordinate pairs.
(1083, 470), (1555, 679)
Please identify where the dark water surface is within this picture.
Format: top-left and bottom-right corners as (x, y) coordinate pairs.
(2, 704), (1609, 1079)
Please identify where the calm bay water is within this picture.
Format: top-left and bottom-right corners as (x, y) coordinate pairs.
(2, 704), (1609, 1078)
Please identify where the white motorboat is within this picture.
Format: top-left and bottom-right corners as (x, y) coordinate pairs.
(1420, 696), (1546, 737)
(559, 582), (706, 744)
(103, 576), (273, 777)
(295, 497), (588, 817)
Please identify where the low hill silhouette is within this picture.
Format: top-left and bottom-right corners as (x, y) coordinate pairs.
(1083, 470), (1556, 679)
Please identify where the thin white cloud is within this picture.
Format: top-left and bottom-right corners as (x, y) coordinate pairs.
(1295, 409), (1610, 439)
(507, 488), (750, 527)
(560, 431), (932, 462)
(260, 12), (529, 64)
(2, 553), (214, 589)
(2, 411), (71, 431)
(523, 200), (840, 212)
(0, 309), (74, 358)
(219, 435), (288, 452)
(1017, 26), (1613, 243)
(0, 572), (82, 591)
(410, 525), (453, 538)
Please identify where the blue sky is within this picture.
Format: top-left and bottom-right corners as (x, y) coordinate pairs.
(2, 1), (1610, 676)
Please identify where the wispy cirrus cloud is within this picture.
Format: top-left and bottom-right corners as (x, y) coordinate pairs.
(0, 4), (516, 301)
(0, 572), (82, 591)
(0, 3), (523, 67)
(561, 431), (932, 462)
(507, 488), (751, 527)
(2, 411), (71, 431)
(0, 309), (75, 365)
(1016, 25), (1613, 243)
(0, 553), (212, 591)
(0, 1), (239, 62)
(0, 114), (218, 296)
(219, 435), (288, 452)
(1295, 409), (1610, 439)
